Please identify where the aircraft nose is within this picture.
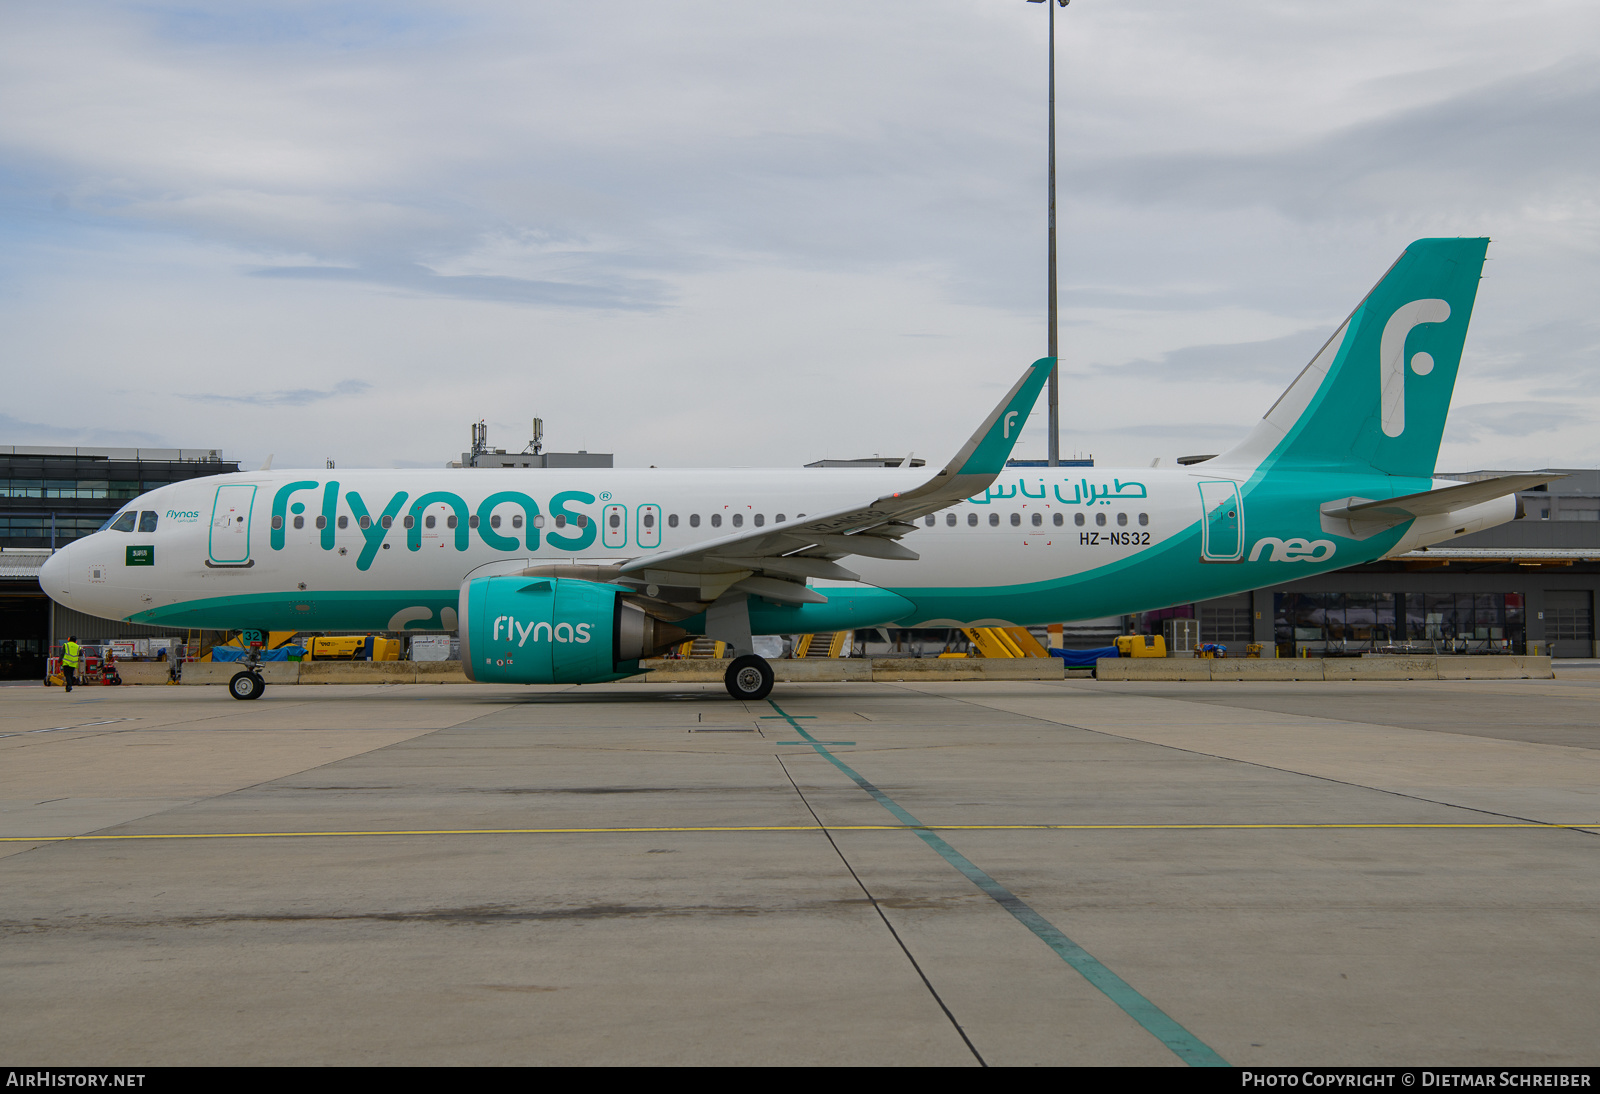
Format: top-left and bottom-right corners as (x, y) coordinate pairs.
(39, 544), (71, 601)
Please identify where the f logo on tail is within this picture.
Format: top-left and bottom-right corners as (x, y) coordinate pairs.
(1003, 411), (1018, 439)
(1380, 299), (1451, 437)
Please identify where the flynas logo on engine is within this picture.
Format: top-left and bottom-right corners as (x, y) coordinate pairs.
(493, 616), (593, 646)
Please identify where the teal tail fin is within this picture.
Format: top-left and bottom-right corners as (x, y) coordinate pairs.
(1217, 238), (1489, 479)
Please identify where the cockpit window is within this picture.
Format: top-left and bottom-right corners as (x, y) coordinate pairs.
(109, 511), (137, 533)
(138, 511), (158, 533)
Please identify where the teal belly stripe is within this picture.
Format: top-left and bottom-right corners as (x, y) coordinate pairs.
(767, 700), (1228, 1068)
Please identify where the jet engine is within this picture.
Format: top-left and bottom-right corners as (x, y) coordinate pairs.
(459, 575), (686, 685)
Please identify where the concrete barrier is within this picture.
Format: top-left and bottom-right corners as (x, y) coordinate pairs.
(871, 658), (1063, 681)
(114, 663), (178, 685)
(639, 659), (872, 683)
(1437, 655), (1553, 680)
(1096, 655), (1552, 682)
(298, 661), (418, 685)
(413, 661), (473, 684)
(179, 662), (301, 686)
(1208, 659), (1325, 681)
(1095, 658), (1214, 681)
(1322, 656), (1438, 681)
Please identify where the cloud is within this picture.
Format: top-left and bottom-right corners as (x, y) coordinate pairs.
(0, 2), (1596, 469)
(250, 262), (666, 309)
(1069, 60), (1600, 221)
(184, 379), (373, 407)
(1446, 400), (1590, 442)
(1096, 327), (1337, 384)
(0, 412), (169, 448)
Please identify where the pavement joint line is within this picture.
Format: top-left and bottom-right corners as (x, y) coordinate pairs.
(6, 821), (1599, 843)
(920, 688), (1600, 836)
(765, 698), (1230, 1069)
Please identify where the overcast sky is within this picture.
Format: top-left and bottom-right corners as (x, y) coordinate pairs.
(2, 1), (1597, 472)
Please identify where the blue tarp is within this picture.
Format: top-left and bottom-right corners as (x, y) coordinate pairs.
(1049, 646), (1119, 668)
(212, 646), (305, 662)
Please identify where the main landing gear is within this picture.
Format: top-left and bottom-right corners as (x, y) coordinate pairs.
(708, 594), (774, 701)
(724, 655), (775, 701)
(229, 670), (266, 700)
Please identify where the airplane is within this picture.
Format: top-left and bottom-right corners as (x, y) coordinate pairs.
(41, 237), (1557, 702)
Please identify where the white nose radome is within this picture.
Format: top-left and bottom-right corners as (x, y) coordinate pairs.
(39, 545), (71, 603)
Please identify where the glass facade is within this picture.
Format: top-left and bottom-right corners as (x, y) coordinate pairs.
(0, 455), (237, 548)
(1275, 592), (1524, 654)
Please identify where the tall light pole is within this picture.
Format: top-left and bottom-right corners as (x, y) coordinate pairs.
(1028, 0), (1068, 466)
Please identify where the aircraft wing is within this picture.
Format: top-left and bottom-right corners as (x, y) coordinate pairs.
(1321, 473), (1564, 523)
(615, 356), (1056, 609)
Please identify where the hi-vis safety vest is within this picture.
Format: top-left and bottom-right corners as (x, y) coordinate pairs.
(62, 641), (81, 668)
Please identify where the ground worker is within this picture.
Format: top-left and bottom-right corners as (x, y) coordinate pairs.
(61, 635), (81, 692)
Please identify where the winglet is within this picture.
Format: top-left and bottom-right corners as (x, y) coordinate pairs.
(945, 357), (1055, 478)
(868, 356), (1055, 514)
(948, 357), (1055, 477)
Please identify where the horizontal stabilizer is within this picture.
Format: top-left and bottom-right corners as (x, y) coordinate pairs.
(1321, 473), (1564, 524)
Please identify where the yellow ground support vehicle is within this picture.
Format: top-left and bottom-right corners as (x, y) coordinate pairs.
(305, 636), (401, 661)
(1114, 634), (1168, 658)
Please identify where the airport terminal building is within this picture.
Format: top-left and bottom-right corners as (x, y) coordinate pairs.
(0, 446), (239, 678)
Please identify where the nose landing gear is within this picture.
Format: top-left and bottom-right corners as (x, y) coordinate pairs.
(229, 670), (266, 701)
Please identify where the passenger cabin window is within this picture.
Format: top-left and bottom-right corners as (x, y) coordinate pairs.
(1031, 512), (1042, 527)
(1052, 513), (1063, 527)
(468, 515), (480, 528)
(967, 513), (978, 527)
(732, 514), (743, 528)
(533, 515), (545, 528)
(404, 516), (415, 529)
(1074, 513), (1085, 527)
(110, 511), (137, 533)
(1138, 513), (1149, 526)
(689, 514), (700, 528)
(711, 514), (722, 528)
(425, 515), (435, 529)
(270, 516), (283, 530)
(447, 515), (458, 529)
(511, 515), (523, 529)
(1095, 513), (1106, 527)
(775, 514), (786, 523)
(988, 513), (999, 527)
(924, 515), (935, 526)
(489, 515), (501, 529)
(339, 516), (350, 530)
(1010, 513), (1021, 527)
(139, 511), (158, 533)
(753, 514), (763, 527)
(554, 515), (566, 528)
(380, 515), (393, 529)
(668, 514), (679, 528)
(946, 513), (956, 526)
(1117, 512), (1128, 526)
(292, 516), (304, 530)
(576, 515), (588, 528)
(316, 516), (326, 530)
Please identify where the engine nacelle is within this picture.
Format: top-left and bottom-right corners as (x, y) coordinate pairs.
(459, 575), (686, 684)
